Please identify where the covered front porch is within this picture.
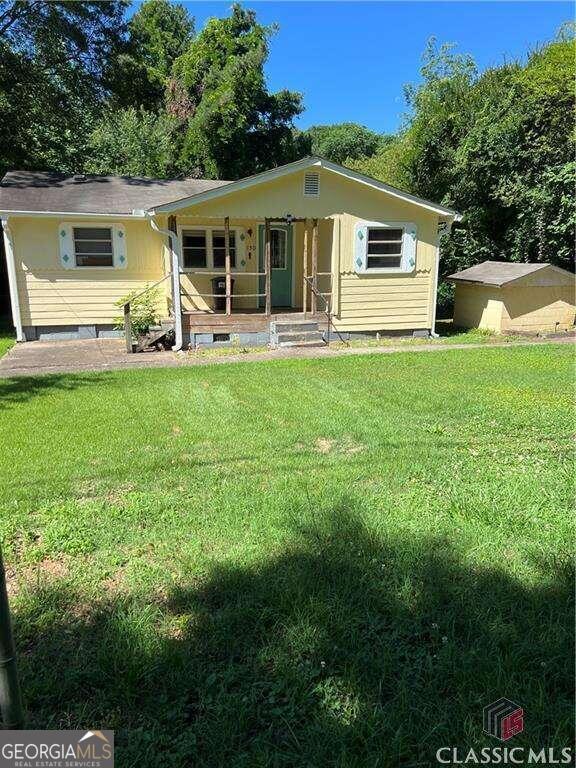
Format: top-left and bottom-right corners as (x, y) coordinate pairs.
(170, 215), (334, 320)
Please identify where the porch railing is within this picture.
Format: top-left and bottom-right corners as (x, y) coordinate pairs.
(179, 270), (267, 308)
(123, 272), (172, 353)
(303, 275), (348, 346)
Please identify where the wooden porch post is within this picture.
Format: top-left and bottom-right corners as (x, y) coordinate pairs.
(123, 302), (132, 353)
(224, 216), (231, 315)
(302, 220), (309, 318)
(264, 218), (271, 315)
(311, 218), (318, 315)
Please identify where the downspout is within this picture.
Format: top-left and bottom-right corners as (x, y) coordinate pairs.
(430, 217), (455, 339)
(147, 215), (183, 352)
(1, 219), (24, 342)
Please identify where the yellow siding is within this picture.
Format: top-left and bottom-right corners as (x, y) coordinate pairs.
(11, 217), (165, 326)
(453, 280), (576, 334)
(176, 168), (440, 331)
(501, 285), (576, 333)
(453, 284), (504, 331)
(10, 168), (445, 332)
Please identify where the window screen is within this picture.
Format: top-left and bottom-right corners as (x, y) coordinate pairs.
(182, 230), (207, 268)
(212, 231), (236, 269)
(73, 227), (113, 267)
(366, 228), (403, 269)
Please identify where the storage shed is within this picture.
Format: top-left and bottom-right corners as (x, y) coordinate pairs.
(448, 261), (575, 334)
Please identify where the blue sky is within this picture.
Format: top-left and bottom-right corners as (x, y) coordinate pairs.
(140, 1), (571, 134)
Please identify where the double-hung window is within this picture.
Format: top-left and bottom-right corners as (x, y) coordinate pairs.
(181, 228), (240, 270)
(212, 230), (236, 269)
(366, 228), (403, 269)
(73, 227), (114, 268)
(59, 223), (126, 269)
(354, 221), (417, 274)
(182, 230), (208, 268)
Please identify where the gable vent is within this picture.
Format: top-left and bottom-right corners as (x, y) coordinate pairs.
(303, 171), (320, 197)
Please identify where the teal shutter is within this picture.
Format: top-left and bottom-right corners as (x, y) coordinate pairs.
(354, 223), (368, 272)
(112, 224), (127, 269)
(402, 224), (417, 272)
(59, 223), (74, 269)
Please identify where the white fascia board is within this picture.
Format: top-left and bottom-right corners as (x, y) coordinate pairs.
(0, 210), (146, 219)
(318, 159), (461, 219)
(148, 155), (461, 221)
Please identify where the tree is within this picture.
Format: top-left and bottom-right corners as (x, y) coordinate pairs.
(351, 31), (575, 291)
(0, 1), (126, 175)
(168, 4), (304, 179)
(86, 108), (178, 178)
(302, 123), (386, 164)
(107, 0), (194, 110)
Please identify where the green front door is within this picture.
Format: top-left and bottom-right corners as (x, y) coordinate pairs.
(258, 224), (293, 308)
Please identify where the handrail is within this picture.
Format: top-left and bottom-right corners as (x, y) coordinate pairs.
(303, 275), (348, 346)
(123, 272), (173, 353)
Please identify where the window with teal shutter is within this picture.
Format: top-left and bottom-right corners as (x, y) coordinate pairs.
(59, 223), (126, 269)
(354, 221), (417, 274)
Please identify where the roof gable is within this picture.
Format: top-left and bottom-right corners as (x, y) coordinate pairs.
(148, 156), (461, 220)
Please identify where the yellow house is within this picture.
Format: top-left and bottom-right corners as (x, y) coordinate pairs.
(0, 157), (461, 348)
(449, 261), (575, 334)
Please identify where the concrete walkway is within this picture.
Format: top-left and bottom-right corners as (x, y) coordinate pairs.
(0, 335), (573, 378)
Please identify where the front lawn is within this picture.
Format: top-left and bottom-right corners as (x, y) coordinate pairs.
(0, 345), (573, 767)
(0, 320), (15, 358)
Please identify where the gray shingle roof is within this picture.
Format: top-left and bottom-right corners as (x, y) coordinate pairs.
(447, 261), (551, 287)
(0, 170), (231, 215)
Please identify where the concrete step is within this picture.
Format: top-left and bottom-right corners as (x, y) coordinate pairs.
(278, 339), (326, 349)
(271, 321), (319, 334)
(276, 331), (325, 345)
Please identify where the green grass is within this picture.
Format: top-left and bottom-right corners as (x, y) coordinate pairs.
(0, 345), (573, 767)
(0, 320), (15, 358)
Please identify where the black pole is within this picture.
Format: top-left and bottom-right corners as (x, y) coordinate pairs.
(0, 547), (24, 729)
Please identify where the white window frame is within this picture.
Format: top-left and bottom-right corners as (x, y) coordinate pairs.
(354, 220), (417, 275)
(59, 222), (126, 270)
(178, 225), (245, 271)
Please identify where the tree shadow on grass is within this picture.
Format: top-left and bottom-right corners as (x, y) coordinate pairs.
(12, 501), (573, 767)
(0, 373), (109, 411)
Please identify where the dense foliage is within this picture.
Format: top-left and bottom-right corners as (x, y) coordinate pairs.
(350, 33), (575, 285)
(301, 123), (389, 164)
(0, 1), (572, 287)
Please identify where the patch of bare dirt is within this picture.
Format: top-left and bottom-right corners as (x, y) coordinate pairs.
(312, 437), (367, 456)
(7, 557), (69, 598)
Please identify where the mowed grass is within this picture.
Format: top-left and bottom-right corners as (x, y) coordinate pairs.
(0, 321), (15, 358)
(0, 345), (573, 767)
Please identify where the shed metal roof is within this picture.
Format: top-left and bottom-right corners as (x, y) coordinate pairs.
(0, 171), (231, 216)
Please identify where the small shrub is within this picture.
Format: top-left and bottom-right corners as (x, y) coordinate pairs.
(115, 287), (160, 339)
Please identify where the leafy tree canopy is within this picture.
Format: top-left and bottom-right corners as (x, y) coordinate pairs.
(0, 1), (126, 175)
(302, 123), (388, 164)
(107, 0), (194, 110)
(86, 107), (178, 178)
(168, 4), (305, 178)
(352, 31), (575, 284)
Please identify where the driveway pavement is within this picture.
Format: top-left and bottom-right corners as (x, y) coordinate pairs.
(0, 335), (573, 379)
